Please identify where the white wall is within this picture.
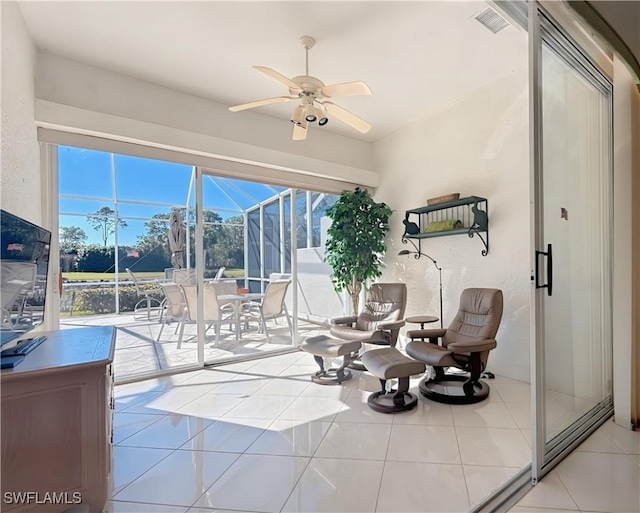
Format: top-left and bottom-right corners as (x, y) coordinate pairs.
(295, 247), (344, 323)
(34, 53), (377, 187)
(373, 67), (531, 382)
(612, 56), (640, 428)
(1, 2), (40, 223)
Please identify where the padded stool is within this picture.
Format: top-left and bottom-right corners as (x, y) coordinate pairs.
(361, 347), (426, 413)
(300, 335), (363, 385)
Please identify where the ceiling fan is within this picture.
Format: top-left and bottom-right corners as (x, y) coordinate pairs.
(228, 36), (372, 141)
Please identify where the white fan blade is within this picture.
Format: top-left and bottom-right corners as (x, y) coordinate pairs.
(254, 66), (300, 91)
(292, 123), (307, 141)
(321, 81), (372, 98)
(322, 102), (372, 133)
(229, 96), (293, 112)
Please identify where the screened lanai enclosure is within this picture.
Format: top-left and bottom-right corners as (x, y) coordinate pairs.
(57, 146), (345, 380)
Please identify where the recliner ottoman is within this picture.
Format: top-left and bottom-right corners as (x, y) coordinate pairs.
(361, 347), (426, 413)
(300, 335), (363, 384)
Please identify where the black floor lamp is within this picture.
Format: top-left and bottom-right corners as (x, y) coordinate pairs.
(399, 242), (444, 329)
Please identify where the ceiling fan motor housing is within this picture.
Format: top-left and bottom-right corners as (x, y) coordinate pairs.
(289, 76), (324, 96)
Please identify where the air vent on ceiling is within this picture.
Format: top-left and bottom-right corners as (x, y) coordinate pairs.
(474, 7), (509, 34)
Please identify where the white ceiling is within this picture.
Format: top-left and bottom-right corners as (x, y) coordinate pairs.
(18, 1), (527, 142)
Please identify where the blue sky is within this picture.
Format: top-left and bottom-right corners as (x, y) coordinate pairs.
(59, 146), (284, 246)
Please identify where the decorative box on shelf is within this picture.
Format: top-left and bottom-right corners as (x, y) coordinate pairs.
(402, 195), (489, 256)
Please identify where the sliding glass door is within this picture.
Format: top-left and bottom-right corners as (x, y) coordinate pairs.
(531, 5), (613, 479)
(196, 168), (343, 366)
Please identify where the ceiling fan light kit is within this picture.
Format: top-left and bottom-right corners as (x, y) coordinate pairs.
(229, 35), (372, 141)
(291, 105), (305, 126)
(303, 103), (317, 123)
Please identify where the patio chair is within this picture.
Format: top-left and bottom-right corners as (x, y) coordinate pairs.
(1, 262), (37, 328)
(1, 275), (31, 329)
(208, 279), (238, 329)
(156, 282), (186, 342)
(178, 283), (234, 348)
(173, 268), (196, 285)
(213, 266), (226, 280)
(240, 279), (292, 342)
(126, 268), (163, 320)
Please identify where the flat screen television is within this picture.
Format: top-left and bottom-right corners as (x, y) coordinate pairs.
(1, 209), (51, 347)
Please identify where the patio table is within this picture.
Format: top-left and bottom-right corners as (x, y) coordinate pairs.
(217, 292), (264, 340)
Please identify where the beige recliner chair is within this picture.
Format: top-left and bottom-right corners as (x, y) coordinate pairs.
(406, 287), (503, 404)
(330, 282), (407, 348)
(300, 283), (407, 384)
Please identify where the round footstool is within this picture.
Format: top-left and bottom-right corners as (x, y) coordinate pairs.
(300, 335), (363, 385)
(360, 347), (426, 413)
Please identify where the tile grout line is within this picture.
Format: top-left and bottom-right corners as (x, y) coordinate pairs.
(113, 356), (569, 512)
(546, 463), (583, 512)
(274, 372), (373, 512)
(275, 418), (333, 512)
(373, 406), (400, 513)
(112, 411), (166, 445)
(110, 446), (181, 503)
(182, 369), (287, 513)
(185, 358), (333, 512)
(453, 423), (473, 509)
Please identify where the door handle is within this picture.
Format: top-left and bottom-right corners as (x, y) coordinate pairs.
(535, 243), (553, 296)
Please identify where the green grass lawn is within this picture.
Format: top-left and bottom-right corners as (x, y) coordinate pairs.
(62, 269), (244, 282)
(62, 272), (164, 282)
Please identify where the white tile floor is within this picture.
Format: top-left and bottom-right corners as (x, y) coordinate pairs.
(513, 419), (640, 513)
(107, 351), (640, 513)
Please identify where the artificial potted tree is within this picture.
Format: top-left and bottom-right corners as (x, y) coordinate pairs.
(324, 187), (393, 314)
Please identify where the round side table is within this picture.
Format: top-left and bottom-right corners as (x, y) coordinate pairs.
(405, 315), (440, 381)
(405, 315), (439, 329)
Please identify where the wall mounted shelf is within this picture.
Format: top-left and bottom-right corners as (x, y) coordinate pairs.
(402, 195), (489, 256)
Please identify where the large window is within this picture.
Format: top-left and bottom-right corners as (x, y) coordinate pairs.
(58, 145), (339, 314)
(58, 147), (195, 316)
(244, 190), (338, 292)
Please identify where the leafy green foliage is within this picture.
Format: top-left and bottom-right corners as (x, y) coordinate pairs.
(87, 206), (128, 246)
(75, 245), (172, 273)
(73, 286), (117, 314)
(59, 207), (245, 276)
(59, 226), (87, 252)
(76, 244), (115, 273)
(135, 208), (238, 269)
(324, 188), (392, 313)
(136, 212), (172, 258)
(207, 215), (244, 268)
(72, 284), (164, 315)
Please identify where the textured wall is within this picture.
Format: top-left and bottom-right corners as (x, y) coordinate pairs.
(295, 247), (344, 323)
(612, 56), (640, 427)
(373, 67), (531, 382)
(1, 2), (40, 223)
